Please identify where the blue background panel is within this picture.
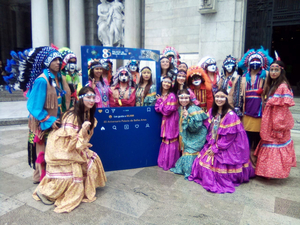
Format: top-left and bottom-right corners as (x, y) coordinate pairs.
(81, 46), (162, 171)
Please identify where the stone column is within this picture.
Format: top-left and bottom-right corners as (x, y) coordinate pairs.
(124, 0), (141, 48)
(31, 0), (49, 47)
(53, 0), (67, 48)
(69, 0), (85, 69)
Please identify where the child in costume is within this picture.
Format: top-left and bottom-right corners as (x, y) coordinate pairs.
(173, 69), (199, 106)
(135, 66), (156, 106)
(189, 89), (255, 193)
(187, 66), (213, 112)
(33, 86), (107, 213)
(88, 59), (110, 108)
(238, 46), (273, 167)
(254, 60), (296, 178)
(109, 66), (136, 107)
(59, 47), (82, 107)
(199, 56), (220, 94)
(127, 60), (140, 85)
(170, 89), (208, 179)
(155, 76), (180, 170)
(218, 55), (243, 116)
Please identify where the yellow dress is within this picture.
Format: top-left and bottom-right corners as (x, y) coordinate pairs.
(32, 114), (106, 213)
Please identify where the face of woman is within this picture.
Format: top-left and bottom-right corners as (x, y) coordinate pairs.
(93, 67), (103, 78)
(179, 96), (190, 107)
(176, 73), (186, 85)
(162, 79), (172, 90)
(269, 64), (281, 80)
(214, 92), (227, 108)
(178, 64), (187, 71)
(161, 59), (170, 70)
(142, 70), (151, 81)
(83, 91), (96, 110)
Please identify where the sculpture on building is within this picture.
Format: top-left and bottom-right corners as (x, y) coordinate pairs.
(97, 0), (124, 47)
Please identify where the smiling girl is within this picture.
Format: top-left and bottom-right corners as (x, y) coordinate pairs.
(170, 89), (208, 179)
(135, 66), (156, 106)
(254, 61), (296, 179)
(189, 89), (255, 193)
(155, 76), (180, 170)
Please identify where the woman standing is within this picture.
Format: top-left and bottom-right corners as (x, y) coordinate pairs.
(135, 66), (156, 106)
(254, 61), (296, 178)
(189, 89), (255, 193)
(170, 89), (208, 179)
(33, 86), (107, 213)
(155, 76), (180, 170)
(160, 56), (171, 78)
(88, 59), (110, 108)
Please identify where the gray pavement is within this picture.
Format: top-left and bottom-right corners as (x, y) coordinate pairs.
(0, 96), (299, 224)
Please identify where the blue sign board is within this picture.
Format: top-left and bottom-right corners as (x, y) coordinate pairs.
(81, 46), (162, 171)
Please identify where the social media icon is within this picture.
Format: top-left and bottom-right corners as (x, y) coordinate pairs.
(124, 124), (129, 130)
(105, 109), (109, 113)
(101, 127), (105, 131)
(111, 109), (115, 113)
(147, 107), (151, 112)
(112, 125), (117, 130)
(135, 124), (139, 128)
(146, 123), (150, 128)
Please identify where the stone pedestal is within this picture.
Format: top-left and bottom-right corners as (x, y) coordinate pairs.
(69, 0), (85, 69)
(53, 0), (67, 48)
(31, 0), (49, 47)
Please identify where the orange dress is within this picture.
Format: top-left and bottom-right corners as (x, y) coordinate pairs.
(254, 84), (296, 178)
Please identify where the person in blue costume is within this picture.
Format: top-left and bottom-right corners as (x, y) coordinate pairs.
(170, 89), (208, 179)
(5, 47), (71, 183)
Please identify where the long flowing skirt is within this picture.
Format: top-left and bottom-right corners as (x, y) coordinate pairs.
(157, 138), (180, 171)
(170, 152), (198, 179)
(33, 150), (106, 213)
(254, 139), (296, 178)
(189, 149), (255, 193)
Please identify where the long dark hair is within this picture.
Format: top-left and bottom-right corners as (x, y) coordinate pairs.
(178, 89), (193, 109)
(263, 60), (292, 99)
(89, 62), (105, 86)
(160, 56), (172, 74)
(63, 86), (96, 132)
(212, 89), (233, 118)
(138, 66), (153, 97)
(173, 69), (188, 94)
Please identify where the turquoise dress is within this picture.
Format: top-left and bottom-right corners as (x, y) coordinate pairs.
(170, 105), (208, 179)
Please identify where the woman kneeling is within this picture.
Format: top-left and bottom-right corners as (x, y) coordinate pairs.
(33, 86), (107, 213)
(189, 89), (255, 193)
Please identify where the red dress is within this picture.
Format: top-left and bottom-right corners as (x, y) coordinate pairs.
(254, 83), (296, 178)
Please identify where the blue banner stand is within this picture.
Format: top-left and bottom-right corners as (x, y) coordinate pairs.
(81, 46), (162, 171)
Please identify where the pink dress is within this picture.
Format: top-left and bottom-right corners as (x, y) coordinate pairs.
(254, 83), (296, 178)
(155, 93), (180, 170)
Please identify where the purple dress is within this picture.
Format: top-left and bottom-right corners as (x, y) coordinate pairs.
(155, 93), (180, 170)
(188, 109), (255, 193)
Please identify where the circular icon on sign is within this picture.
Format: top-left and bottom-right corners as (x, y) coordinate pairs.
(135, 124), (139, 128)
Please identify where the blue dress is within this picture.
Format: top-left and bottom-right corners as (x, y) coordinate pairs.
(170, 104), (208, 179)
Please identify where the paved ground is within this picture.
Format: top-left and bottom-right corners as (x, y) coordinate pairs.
(0, 95), (299, 224)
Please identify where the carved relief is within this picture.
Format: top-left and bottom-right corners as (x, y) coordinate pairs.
(97, 0), (124, 47)
(199, 0), (216, 14)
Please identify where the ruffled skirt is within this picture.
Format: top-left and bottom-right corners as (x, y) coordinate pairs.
(33, 150), (107, 213)
(254, 139), (296, 178)
(157, 138), (180, 171)
(189, 149), (255, 193)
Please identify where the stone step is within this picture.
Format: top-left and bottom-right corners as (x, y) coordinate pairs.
(0, 90), (26, 102)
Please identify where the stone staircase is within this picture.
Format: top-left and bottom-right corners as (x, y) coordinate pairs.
(0, 89), (26, 102)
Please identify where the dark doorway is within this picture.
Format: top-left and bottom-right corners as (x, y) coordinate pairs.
(272, 25), (300, 88)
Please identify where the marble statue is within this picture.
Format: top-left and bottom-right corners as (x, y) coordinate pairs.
(97, 0), (124, 47)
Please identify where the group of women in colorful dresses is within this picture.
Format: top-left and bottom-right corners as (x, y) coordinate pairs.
(155, 46), (296, 194)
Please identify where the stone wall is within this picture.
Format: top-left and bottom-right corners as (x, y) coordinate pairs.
(144, 0), (247, 68)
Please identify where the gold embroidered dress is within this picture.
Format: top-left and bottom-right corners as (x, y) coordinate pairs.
(33, 114), (106, 213)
